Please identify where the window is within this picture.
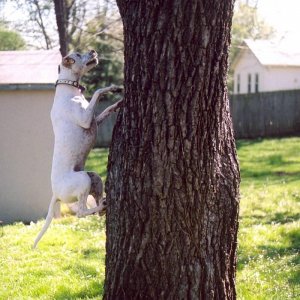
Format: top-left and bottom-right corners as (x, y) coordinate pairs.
(248, 74), (252, 93)
(255, 73), (259, 93)
(237, 74), (240, 94)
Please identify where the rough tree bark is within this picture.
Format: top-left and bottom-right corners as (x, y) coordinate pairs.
(104, 1), (240, 299)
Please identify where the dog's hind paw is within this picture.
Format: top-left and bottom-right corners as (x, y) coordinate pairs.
(98, 198), (107, 216)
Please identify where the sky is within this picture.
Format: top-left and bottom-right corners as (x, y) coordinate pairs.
(256, 0), (300, 42)
(1, 0), (300, 46)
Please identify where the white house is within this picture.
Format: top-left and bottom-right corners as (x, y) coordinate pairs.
(0, 50), (61, 223)
(232, 39), (300, 94)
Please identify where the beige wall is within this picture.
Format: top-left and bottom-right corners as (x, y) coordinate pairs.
(233, 49), (265, 94)
(0, 89), (54, 223)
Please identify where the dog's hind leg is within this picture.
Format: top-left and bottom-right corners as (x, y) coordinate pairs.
(77, 174), (106, 218)
(77, 193), (106, 218)
(33, 196), (58, 249)
(87, 171), (105, 208)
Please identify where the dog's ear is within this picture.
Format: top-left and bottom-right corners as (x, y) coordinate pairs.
(62, 56), (75, 68)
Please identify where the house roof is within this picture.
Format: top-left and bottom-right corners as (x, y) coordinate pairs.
(234, 39), (300, 68)
(0, 50), (61, 85)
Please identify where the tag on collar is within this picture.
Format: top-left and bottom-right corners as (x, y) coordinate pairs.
(55, 79), (86, 92)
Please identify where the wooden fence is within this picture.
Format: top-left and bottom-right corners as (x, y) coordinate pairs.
(94, 100), (118, 147)
(95, 90), (300, 146)
(230, 90), (300, 139)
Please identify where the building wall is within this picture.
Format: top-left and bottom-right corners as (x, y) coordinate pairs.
(263, 66), (300, 91)
(0, 89), (54, 223)
(233, 49), (266, 94)
(233, 49), (300, 94)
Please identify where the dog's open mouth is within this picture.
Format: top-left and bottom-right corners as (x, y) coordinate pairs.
(86, 58), (98, 66)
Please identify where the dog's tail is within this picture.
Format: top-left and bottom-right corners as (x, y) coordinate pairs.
(33, 196), (57, 249)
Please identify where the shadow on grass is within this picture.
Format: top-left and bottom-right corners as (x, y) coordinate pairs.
(81, 247), (99, 259)
(246, 228), (299, 255)
(236, 139), (264, 150)
(54, 280), (104, 300)
(240, 212), (300, 226)
(258, 229), (300, 291)
(80, 247), (106, 265)
(237, 138), (300, 186)
(265, 212), (300, 225)
(237, 229), (300, 272)
(240, 171), (300, 188)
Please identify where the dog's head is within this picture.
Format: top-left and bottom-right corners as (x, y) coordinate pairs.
(59, 50), (98, 77)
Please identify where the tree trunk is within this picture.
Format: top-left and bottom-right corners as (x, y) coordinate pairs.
(53, 0), (68, 56)
(104, 1), (240, 299)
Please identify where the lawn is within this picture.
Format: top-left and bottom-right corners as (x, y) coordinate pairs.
(236, 138), (300, 299)
(0, 139), (299, 299)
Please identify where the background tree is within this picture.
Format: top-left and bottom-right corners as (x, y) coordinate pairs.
(52, 0), (124, 94)
(104, 0), (240, 299)
(4, 0), (124, 91)
(3, 0), (124, 95)
(53, 0), (68, 56)
(231, 1), (275, 63)
(30, 0), (53, 49)
(53, 0), (93, 56)
(0, 23), (26, 50)
(8, 0), (87, 52)
(228, 0), (275, 91)
(8, 0), (56, 49)
(79, 9), (123, 94)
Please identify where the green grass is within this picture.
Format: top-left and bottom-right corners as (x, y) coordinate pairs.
(0, 149), (109, 300)
(0, 217), (106, 300)
(0, 138), (299, 299)
(84, 149), (109, 180)
(237, 138), (300, 299)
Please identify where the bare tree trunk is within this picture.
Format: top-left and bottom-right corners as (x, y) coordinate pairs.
(104, 1), (240, 299)
(53, 0), (68, 56)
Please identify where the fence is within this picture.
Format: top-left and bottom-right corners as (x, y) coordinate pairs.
(95, 90), (300, 146)
(94, 100), (118, 147)
(230, 90), (300, 139)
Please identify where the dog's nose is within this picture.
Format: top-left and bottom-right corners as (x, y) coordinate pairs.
(90, 50), (97, 56)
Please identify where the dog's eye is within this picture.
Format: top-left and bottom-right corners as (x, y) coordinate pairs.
(76, 54), (81, 58)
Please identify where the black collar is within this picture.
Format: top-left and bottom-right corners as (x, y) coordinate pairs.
(55, 79), (86, 92)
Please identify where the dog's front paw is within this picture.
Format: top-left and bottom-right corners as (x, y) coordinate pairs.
(110, 85), (123, 93)
(110, 99), (124, 112)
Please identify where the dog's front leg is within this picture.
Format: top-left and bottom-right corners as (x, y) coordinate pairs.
(96, 99), (123, 126)
(76, 85), (122, 129)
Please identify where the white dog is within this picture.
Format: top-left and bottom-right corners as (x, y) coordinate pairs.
(33, 50), (122, 248)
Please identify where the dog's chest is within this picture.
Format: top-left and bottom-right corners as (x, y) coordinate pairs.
(70, 95), (89, 109)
